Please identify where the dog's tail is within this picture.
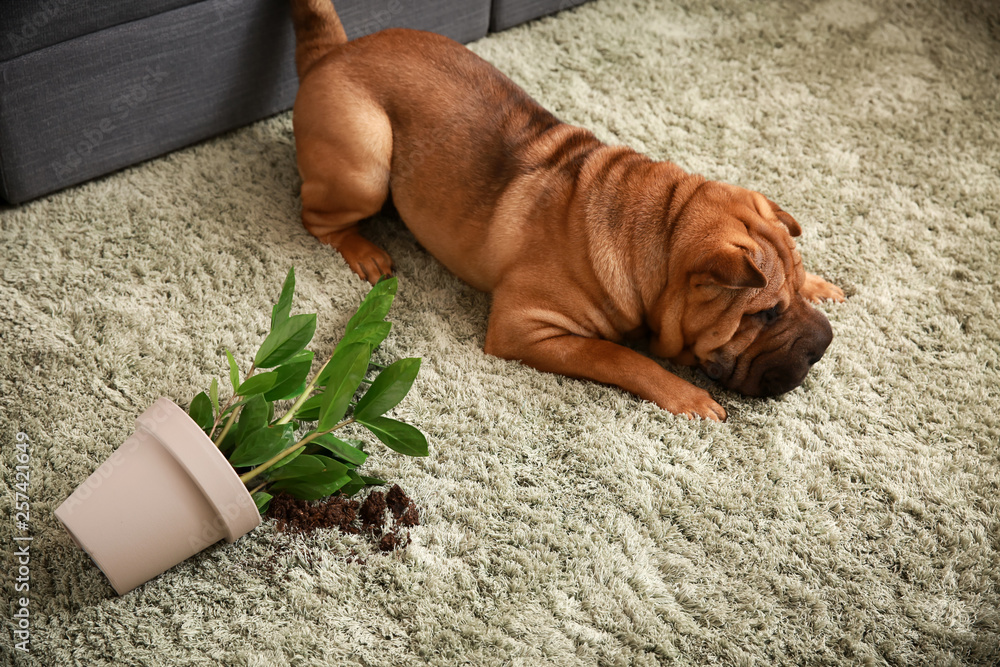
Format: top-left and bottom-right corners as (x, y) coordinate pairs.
(289, 0), (348, 78)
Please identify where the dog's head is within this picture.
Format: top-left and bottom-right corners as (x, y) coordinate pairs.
(653, 181), (833, 397)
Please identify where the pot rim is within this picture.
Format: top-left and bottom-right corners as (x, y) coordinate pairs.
(137, 398), (260, 542)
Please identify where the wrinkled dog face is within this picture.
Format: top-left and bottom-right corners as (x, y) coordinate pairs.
(698, 287), (834, 397)
(672, 183), (833, 397)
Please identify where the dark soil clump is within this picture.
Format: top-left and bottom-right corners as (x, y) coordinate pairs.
(359, 489), (387, 535)
(387, 484), (420, 528)
(267, 484), (419, 553)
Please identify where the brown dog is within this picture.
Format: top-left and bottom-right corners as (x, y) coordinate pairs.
(289, 0), (845, 421)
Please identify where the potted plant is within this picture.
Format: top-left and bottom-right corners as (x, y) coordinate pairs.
(55, 269), (427, 595)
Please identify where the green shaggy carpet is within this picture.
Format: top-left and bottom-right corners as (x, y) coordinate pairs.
(2, 0), (999, 664)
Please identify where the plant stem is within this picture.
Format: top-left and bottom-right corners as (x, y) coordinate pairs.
(249, 480), (270, 496)
(211, 362), (256, 440)
(239, 418), (354, 486)
(214, 407), (240, 448)
(274, 355), (334, 426)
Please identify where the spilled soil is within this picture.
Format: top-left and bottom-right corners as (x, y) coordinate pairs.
(267, 484), (419, 553)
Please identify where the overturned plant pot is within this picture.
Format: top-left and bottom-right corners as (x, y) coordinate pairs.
(55, 398), (261, 595)
(54, 271), (428, 595)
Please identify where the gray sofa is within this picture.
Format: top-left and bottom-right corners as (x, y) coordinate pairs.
(0, 0), (587, 205)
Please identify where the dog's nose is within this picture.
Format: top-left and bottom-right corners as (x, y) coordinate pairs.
(747, 310), (833, 397)
(806, 313), (834, 365)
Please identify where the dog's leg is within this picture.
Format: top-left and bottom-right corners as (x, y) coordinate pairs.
(801, 273), (845, 304)
(484, 297), (727, 421)
(299, 180), (393, 284)
(294, 87), (394, 284)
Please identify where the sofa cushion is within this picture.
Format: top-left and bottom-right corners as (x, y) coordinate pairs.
(0, 0), (199, 61)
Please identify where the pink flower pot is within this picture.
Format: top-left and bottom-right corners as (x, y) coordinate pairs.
(55, 398), (261, 595)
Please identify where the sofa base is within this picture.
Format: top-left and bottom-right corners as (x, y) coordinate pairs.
(0, 0), (490, 204)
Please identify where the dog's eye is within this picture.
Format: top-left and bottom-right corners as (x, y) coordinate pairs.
(755, 304), (782, 324)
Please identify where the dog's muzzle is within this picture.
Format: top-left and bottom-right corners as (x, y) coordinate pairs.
(710, 306), (834, 397)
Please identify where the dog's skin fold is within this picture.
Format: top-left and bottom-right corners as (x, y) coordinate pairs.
(289, 0), (845, 421)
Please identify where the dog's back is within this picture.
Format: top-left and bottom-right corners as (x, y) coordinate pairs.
(289, 0), (587, 289)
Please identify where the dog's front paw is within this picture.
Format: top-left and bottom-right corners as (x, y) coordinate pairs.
(666, 388), (727, 422)
(801, 273), (845, 304)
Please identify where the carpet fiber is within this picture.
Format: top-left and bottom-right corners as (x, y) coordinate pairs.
(2, 0), (999, 664)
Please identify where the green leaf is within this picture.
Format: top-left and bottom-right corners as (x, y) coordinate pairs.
(345, 276), (398, 334)
(311, 433), (368, 467)
(332, 322), (392, 362)
(269, 456), (352, 500)
(270, 475), (352, 501)
(263, 350), (314, 401)
(267, 445), (303, 471)
(252, 491), (273, 514)
(226, 349), (240, 393)
(228, 423), (295, 467)
(354, 357), (421, 422)
(220, 397), (245, 419)
(345, 296), (393, 334)
(357, 416), (428, 457)
(344, 438), (367, 452)
(309, 455), (350, 481)
(271, 267), (296, 329)
(340, 472), (387, 498)
(339, 470), (366, 497)
(210, 378), (220, 419)
(189, 392), (213, 433)
(254, 313), (317, 369)
(217, 426), (238, 454)
(264, 454), (329, 481)
(314, 322), (391, 389)
(235, 394), (269, 442)
(293, 394), (324, 422)
(317, 343), (372, 431)
(236, 369), (280, 396)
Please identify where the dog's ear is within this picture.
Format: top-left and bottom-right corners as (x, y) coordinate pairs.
(774, 208), (802, 237)
(755, 195), (802, 237)
(695, 244), (768, 290)
(769, 200), (802, 237)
